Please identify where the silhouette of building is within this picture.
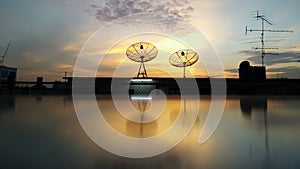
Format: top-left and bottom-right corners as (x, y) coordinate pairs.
(0, 65), (17, 82)
(239, 61), (266, 81)
(0, 65), (17, 94)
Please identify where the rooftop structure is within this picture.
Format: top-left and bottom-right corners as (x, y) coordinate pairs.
(0, 65), (17, 82)
(239, 61), (266, 81)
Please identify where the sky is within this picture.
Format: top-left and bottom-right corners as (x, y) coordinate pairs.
(0, 0), (299, 81)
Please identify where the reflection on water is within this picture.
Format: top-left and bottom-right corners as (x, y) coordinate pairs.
(240, 96), (267, 117)
(126, 95), (158, 137)
(240, 96), (270, 167)
(0, 95), (300, 169)
(0, 96), (15, 112)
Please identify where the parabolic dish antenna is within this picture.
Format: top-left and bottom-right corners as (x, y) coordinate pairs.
(126, 42), (158, 78)
(169, 49), (199, 78)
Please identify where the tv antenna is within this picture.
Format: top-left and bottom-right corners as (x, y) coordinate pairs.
(126, 42), (158, 78)
(0, 41), (11, 65)
(245, 10), (293, 66)
(169, 49), (199, 78)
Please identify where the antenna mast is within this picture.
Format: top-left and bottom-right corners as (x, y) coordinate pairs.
(245, 11), (293, 66)
(1, 41), (11, 65)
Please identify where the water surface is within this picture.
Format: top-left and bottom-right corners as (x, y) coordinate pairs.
(0, 95), (300, 169)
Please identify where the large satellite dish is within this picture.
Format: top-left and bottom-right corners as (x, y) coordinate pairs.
(126, 42), (158, 78)
(169, 49), (199, 78)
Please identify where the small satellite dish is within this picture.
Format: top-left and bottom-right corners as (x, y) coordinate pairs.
(169, 49), (199, 78)
(126, 42), (158, 78)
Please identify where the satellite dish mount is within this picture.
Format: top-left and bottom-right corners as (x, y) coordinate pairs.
(137, 45), (147, 78)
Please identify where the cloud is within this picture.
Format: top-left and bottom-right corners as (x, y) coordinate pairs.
(88, 0), (193, 22)
(223, 70), (239, 78)
(86, 0), (194, 34)
(239, 49), (300, 66)
(4, 29), (84, 81)
(266, 66), (300, 78)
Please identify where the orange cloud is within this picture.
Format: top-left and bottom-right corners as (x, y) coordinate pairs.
(21, 52), (43, 63)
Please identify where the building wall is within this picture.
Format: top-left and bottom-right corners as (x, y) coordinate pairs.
(239, 61), (266, 81)
(0, 66), (17, 82)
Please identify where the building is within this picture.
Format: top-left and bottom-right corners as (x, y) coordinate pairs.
(238, 61), (266, 81)
(0, 65), (17, 82)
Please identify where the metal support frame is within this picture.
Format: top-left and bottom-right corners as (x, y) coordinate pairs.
(245, 11), (293, 66)
(137, 57), (148, 78)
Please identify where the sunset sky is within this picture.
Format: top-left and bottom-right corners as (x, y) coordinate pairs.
(0, 0), (299, 81)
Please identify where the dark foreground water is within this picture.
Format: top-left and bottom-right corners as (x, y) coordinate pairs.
(0, 95), (300, 169)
